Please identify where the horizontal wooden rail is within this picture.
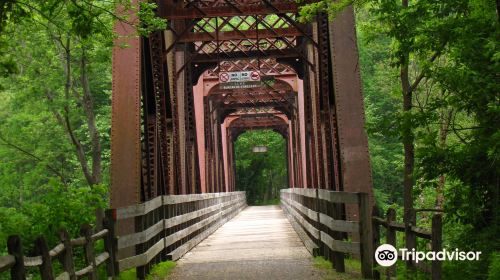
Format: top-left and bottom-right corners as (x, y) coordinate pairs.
(280, 188), (373, 279)
(317, 189), (359, 204)
(0, 209), (116, 280)
(319, 213), (359, 233)
(112, 191), (246, 278)
(1, 192), (246, 280)
(320, 232), (360, 255)
(115, 192), (241, 220)
(0, 255), (15, 273)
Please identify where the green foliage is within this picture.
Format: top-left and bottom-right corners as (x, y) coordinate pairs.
(117, 261), (176, 280)
(0, 182), (107, 253)
(0, 0), (114, 265)
(356, 6), (403, 207)
(298, 0), (367, 22)
(313, 256), (333, 269)
(147, 261), (176, 280)
(488, 252), (500, 280)
(138, 2), (167, 36)
(0, 1), (166, 75)
(235, 130), (287, 205)
(313, 256), (362, 280)
(116, 269), (137, 280)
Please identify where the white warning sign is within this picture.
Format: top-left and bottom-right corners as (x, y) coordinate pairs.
(219, 71), (262, 89)
(219, 71), (261, 83)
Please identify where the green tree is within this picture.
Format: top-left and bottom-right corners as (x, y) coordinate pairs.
(234, 130), (288, 205)
(300, 0), (499, 278)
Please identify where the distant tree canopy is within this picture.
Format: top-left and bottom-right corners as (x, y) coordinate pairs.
(234, 130), (288, 205)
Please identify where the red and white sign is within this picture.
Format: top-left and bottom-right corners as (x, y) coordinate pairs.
(219, 71), (261, 83)
(251, 71), (260, 81)
(219, 72), (230, 83)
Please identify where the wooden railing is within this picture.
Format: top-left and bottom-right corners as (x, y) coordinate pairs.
(0, 191), (246, 280)
(280, 188), (373, 279)
(111, 191), (246, 278)
(372, 207), (442, 280)
(0, 210), (116, 280)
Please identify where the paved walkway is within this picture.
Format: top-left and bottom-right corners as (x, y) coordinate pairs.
(167, 205), (325, 280)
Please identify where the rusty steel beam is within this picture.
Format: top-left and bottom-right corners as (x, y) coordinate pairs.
(328, 6), (374, 232)
(184, 57), (201, 194)
(179, 27), (305, 42)
(111, 6), (141, 209)
(149, 31), (171, 197)
(304, 30), (316, 188)
(164, 29), (178, 195)
(229, 116), (288, 128)
(329, 6), (373, 194)
(190, 49), (301, 62)
(161, 3), (299, 19)
(218, 102), (290, 109)
(308, 23), (324, 190)
(210, 93), (293, 103)
(140, 36), (157, 201)
(111, 1), (142, 246)
(317, 14), (336, 191)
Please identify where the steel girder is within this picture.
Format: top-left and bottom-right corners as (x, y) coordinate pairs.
(162, 1), (299, 19)
(111, 0), (372, 212)
(110, 1), (141, 209)
(328, 7), (374, 215)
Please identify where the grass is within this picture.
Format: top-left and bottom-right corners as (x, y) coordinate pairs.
(148, 261), (176, 279)
(313, 256), (363, 280)
(117, 261), (176, 280)
(116, 268), (136, 280)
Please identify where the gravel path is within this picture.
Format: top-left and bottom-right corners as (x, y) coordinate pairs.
(167, 205), (325, 280)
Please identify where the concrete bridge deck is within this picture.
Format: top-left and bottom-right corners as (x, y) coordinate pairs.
(167, 205), (325, 280)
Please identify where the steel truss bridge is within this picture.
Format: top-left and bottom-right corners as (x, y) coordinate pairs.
(109, 0), (376, 278)
(0, 1), (446, 280)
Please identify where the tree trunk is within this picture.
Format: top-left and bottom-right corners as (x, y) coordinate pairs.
(401, 51), (414, 225)
(47, 35), (102, 187)
(496, 0), (500, 25)
(436, 109), (452, 210)
(62, 38), (95, 186)
(80, 49), (102, 185)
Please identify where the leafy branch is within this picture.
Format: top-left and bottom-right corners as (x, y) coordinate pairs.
(0, 133), (68, 184)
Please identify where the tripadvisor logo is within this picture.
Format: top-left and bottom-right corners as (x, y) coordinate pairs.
(375, 244), (398, 267)
(374, 244), (482, 267)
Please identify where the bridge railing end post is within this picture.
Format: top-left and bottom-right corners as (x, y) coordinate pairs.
(358, 192), (374, 279)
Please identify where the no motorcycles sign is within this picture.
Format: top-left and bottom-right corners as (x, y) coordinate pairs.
(219, 71), (262, 89)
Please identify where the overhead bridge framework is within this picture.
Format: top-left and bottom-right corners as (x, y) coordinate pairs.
(111, 0), (373, 205)
(110, 0), (374, 276)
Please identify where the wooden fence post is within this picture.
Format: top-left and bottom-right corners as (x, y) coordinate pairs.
(104, 210), (118, 278)
(332, 201), (345, 273)
(386, 208), (397, 278)
(316, 189), (327, 261)
(372, 206), (381, 280)
(405, 209), (417, 273)
(358, 193), (373, 279)
(59, 230), (76, 280)
(95, 208), (104, 232)
(35, 236), (54, 280)
(431, 214), (442, 280)
(81, 224), (97, 280)
(7, 235), (26, 280)
(161, 196), (168, 262)
(135, 211), (147, 279)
